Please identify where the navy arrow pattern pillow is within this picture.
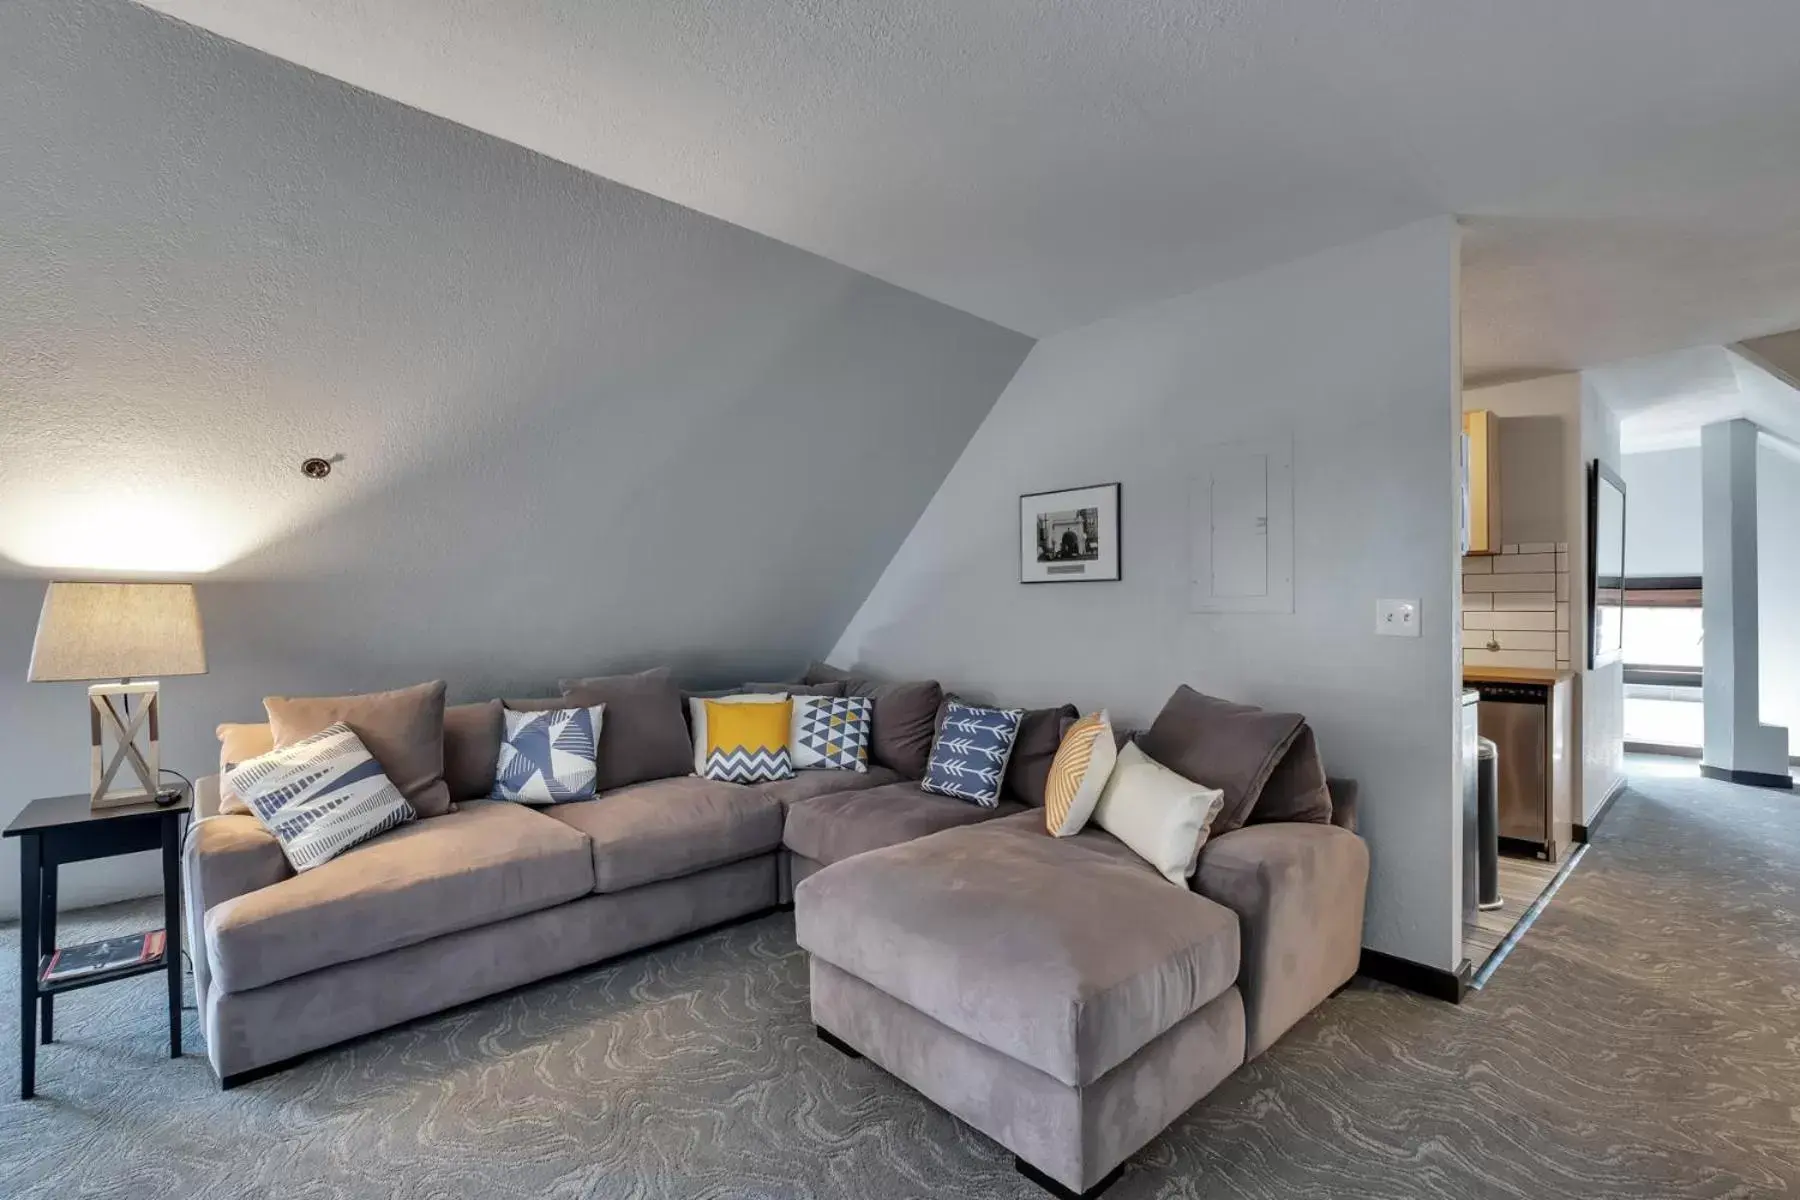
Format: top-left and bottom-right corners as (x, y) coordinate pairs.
(922, 702), (1026, 807)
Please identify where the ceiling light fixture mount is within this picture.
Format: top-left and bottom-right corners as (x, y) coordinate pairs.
(300, 457), (333, 480)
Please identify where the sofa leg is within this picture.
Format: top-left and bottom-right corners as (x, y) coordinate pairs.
(1014, 1157), (1124, 1200)
(815, 1026), (863, 1060)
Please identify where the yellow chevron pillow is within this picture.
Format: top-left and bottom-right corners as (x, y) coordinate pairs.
(699, 698), (794, 783)
(1044, 710), (1117, 836)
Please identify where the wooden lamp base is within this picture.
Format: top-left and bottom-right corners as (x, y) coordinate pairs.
(88, 681), (161, 810)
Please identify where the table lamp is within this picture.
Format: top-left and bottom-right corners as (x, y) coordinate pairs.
(27, 582), (207, 809)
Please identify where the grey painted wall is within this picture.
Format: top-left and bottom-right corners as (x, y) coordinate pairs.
(0, 0), (1031, 914)
(830, 219), (1466, 971)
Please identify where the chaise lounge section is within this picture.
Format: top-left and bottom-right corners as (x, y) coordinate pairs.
(795, 698), (1369, 1200)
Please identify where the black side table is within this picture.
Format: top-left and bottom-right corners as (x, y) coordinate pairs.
(4, 791), (190, 1099)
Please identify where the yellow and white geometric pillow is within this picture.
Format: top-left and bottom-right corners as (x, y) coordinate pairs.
(695, 696), (794, 783)
(1044, 710), (1118, 837)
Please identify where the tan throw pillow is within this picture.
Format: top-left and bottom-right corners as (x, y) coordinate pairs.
(216, 722), (275, 816)
(1092, 741), (1225, 886)
(265, 680), (451, 818)
(1044, 711), (1117, 837)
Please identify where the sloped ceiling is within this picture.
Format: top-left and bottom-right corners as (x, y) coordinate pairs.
(1586, 342), (1800, 453)
(137, 0), (1800, 372)
(0, 0), (1030, 836)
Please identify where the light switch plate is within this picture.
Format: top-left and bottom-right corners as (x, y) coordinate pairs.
(1376, 598), (1421, 637)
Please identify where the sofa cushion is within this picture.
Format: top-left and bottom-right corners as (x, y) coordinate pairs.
(801, 664), (943, 779)
(782, 781), (1024, 867)
(1001, 703), (1081, 808)
(443, 700), (503, 801)
(265, 680), (452, 818)
(205, 799), (593, 994)
(795, 810), (1241, 1088)
(1137, 685), (1311, 835)
(543, 776), (783, 894)
(743, 680), (846, 697)
(215, 721), (276, 816)
(754, 764), (901, 809)
(553, 667), (693, 791)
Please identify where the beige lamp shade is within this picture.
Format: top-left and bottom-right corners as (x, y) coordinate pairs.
(27, 582), (208, 682)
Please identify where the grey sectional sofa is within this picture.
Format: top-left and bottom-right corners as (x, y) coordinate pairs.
(182, 670), (1367, 1199)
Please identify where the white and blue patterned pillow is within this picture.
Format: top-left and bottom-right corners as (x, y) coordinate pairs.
(922, 702), (1026, 807)
(791, 696), (873, 772)
(226, 723), (416, 872)
(494, 704), (604, 804)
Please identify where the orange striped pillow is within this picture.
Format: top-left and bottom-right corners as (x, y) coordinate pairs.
(1044, 710), (1117, 836)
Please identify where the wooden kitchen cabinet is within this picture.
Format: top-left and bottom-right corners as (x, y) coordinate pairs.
(1463, 409), (1500, 556)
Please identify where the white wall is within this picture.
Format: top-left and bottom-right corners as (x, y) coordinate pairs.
(0, 0), (1031, 915)
(1580, 381), (1627, 816)
(1757, 443), (1800, 735)
(1621, 448), (1703, 575)
(832, 219), (1466, 970)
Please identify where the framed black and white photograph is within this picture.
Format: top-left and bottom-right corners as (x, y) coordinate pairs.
(1020, 483), (1121, 584)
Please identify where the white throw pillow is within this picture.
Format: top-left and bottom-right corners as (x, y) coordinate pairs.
(1091, 741), (1225, 886)
(689, 693), (789, 775)
(226, 723), (415, 872)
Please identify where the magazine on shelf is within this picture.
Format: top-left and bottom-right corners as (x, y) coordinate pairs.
(41, 930), (165, 984)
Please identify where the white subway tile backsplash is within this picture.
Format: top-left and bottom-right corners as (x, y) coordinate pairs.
(1463, 542), (1575, 669)
(1494, 591), (1556, 611)
(1485, 630), (1556, 651)
(1465, 610), (1556, 631)
(1494, 553), (1556, 574)
(1469, 573), (1556, 593)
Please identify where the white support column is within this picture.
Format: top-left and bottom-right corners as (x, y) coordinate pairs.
(1701, 419), (1792, 787)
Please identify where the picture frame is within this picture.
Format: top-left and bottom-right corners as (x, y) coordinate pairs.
(1020, 483), (1121, 584)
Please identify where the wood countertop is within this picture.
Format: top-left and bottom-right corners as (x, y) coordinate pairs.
(1462, 666), (1576, 685)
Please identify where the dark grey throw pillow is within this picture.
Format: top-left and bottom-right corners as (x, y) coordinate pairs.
(742, 681), (847, 697)
(1249, 725), (1333, 826)
(1001, 704), (1081, 808)
(541, 667), (693, 791)
(443, 700), (503, 802)
(1137, 684), (1314, 835)
(802, 664), (941, 778)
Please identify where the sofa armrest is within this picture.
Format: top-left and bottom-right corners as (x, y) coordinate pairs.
(181, 797), (292, 1000)
(195, 772), (225, 819)
(1326, 777), (1358, 832)
(1194, 822), (1369, 1059)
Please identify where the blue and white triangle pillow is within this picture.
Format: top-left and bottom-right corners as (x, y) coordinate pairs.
(922, 702), (1025, 807)
(494, 704), (605, 804)
(226, 723), (415, 872)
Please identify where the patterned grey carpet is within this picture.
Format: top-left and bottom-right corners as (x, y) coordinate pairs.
(4, 759), (1799, 1198)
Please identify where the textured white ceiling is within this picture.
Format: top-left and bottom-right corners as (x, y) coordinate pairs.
(138, 0), (1800, 366)
(1586, 344), (1800, 453)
